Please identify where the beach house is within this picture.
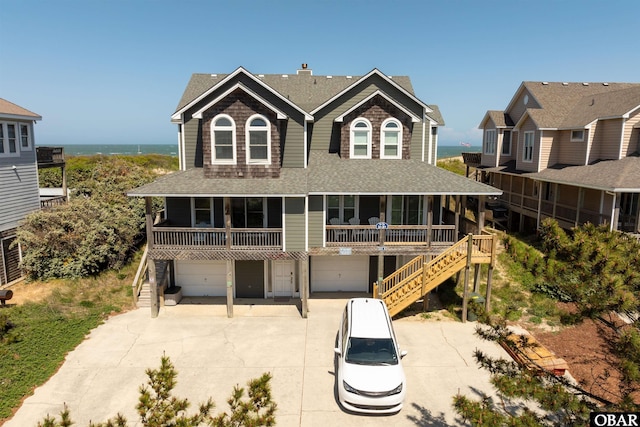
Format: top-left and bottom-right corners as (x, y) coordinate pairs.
(472, 82), (640, 235)
(0, 99), (42, 285)
(128, 65), (501, 317)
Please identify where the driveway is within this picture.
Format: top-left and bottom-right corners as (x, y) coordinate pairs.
(5, 298), (508, 427)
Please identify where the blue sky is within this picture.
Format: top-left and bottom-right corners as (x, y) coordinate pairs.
(1, 0), (638, 147)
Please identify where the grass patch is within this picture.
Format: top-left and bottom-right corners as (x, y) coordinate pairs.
(0, 253), (138, 421)
(437, 158), (467, 175)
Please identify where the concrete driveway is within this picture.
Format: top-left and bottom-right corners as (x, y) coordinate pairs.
(5, 297), (508, 427)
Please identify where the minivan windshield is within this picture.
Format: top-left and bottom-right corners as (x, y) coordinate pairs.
(345, 337), (398, 365)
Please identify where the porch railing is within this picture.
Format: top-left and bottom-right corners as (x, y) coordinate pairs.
(325, 224), (456, 246)
(152, 227), (282, 249)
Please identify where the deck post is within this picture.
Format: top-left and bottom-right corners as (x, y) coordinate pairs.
(422, 261), (429, 311)
(473, 264), (481, 293)
(301, 256), (309, 318)
(461, 233), (473, 323)
(427, 195), (433, 246)
(224, 197), (232, 249)
(149, 258), (159, 318)
(453, 195), (460, 239)
(226, 260), (233, 318)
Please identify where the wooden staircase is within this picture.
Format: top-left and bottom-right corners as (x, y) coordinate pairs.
(375, 233), (496, 317)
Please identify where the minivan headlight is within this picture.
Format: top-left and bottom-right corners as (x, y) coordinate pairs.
(389, 383), (403, 395)
(343, 381), (359, 394)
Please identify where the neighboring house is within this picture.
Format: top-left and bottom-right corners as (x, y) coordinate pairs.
(474, 82), (640, 235)
(128, 65), (501, 316)
(0, 98), (41, 285)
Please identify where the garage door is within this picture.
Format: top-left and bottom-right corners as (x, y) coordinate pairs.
(311, 256), (369, 292)
(175, 260), (227, 296)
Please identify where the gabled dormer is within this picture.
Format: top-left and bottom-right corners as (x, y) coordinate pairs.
(309, 68), (443, 164)
(171, 67), (313, 173)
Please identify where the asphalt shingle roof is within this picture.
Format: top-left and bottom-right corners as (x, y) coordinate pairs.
(480, 156), (640, 192)
(0, 98), (41, 119)
(174, 69), (445, 125)
(532, 155), (640, 191)
(128, 167), (308, 197)
(521, 82), (640, 129)
(129, 153), (501, 197)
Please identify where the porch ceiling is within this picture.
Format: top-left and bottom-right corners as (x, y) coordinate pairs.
(128, 153), (502, 197)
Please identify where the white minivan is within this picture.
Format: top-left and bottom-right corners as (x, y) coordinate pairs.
(334, 298), (407, 414)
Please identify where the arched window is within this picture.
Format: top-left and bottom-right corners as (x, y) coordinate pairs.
(246, 115), (271, 164)
(381, 119), (402, 159)
(211, 115), (236, 164)
(350, 118), (372, 159)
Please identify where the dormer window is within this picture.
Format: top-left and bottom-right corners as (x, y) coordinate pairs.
(484, 130), (496, 155)
(211, 115), (236, 164)
(246, 115), (271, 164)
(571, 130), (584, 142)
(350, 118), (372, 159)
(381, 119), (402, 159)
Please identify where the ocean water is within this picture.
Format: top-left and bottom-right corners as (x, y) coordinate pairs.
(39, 143), (477, 159)
(43, 143), (179, 157)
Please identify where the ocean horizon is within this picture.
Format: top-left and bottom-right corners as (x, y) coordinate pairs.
(37, 143), (479, 159)
(39, 143), (179, 157)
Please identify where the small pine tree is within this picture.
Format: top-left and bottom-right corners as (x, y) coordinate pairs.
(39, 356), (276, 427)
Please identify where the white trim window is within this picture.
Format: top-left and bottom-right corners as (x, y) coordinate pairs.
(502, 130), (512, 155)
(350, 118), (372, 159)
(327, 195), (357, 224)
(192, 197), (212, 226)
(19, 123), (32, 151)
(211, 115), (236, 164)
(381, 118), (402, 159)
(0, 122), (20, 157)
(246, 114), (271, 164)
(484, 129), (496, 155)
(571, 129), (585, 142)
(523, 131), (535, 162)
(389, 195), (424, 225)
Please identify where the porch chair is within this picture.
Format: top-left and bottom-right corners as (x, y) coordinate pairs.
(329, 217), (348, 242)
(349, 217), (365, 242)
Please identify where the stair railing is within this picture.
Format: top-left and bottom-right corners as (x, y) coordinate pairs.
(132, 244), (149, 305)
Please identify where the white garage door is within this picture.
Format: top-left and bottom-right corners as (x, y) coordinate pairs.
(175, 260), (227, 296)
(311, 256), (369, 292)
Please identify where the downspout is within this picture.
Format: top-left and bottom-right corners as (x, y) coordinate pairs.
(281, 197), (286, 252)
(304, 195), (309, 251)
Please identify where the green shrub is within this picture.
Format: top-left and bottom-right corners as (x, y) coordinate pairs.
(22, 155), (176, 280)
(17, 198), (141, 279)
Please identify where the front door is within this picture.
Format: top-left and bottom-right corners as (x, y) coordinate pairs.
(235, 260), (265, 298)
(273, 260), (295, 297)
